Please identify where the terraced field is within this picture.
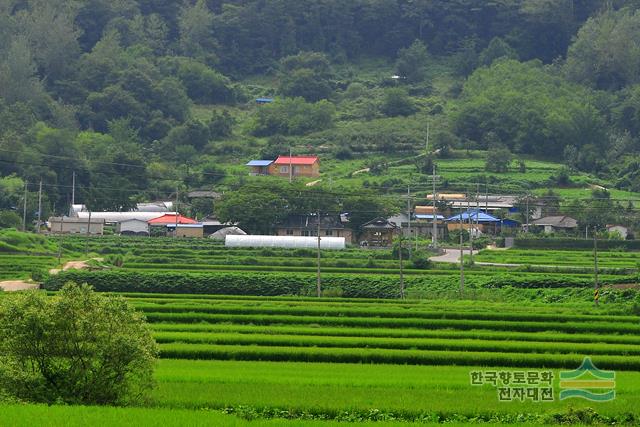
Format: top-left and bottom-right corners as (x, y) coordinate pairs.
(117, 294), (640, 424)
(475, 249), (640, 269)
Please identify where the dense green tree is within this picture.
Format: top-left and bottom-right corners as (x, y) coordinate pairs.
(395, 39), (429, 83)
(252, 98), (335, 137)
(0, 283), (158, 405)
(279, 52), (334, 102)
(485, 143), (512, 173)
(380, 88), (417, 117)
(478, 37), (518, 67)
(566, 9), (640, 89)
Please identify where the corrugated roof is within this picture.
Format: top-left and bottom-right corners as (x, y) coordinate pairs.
(532, 216), (578, 228)
(148, 214), (197, 225)
(415, 214), (445, 220)
(246, 160), (274, 167)
(273, 156), (319, 165)
(446, 210), (501, 223)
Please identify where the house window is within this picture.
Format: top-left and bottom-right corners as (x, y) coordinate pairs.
(280, 166), (289, 173)
(325, 230), (333, 236)
(302, 230), (310, 236)
(293, 166), (301, 174)
(286, 229), (294, 235)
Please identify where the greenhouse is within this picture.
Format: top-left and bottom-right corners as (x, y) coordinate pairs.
(225, 235), (346, 250)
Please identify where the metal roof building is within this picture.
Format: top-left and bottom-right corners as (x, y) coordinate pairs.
(225, 235), (345, 250)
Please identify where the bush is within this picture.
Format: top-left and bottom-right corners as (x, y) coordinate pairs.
(410, 250), (431, 269)
(0, 283), (158, 405)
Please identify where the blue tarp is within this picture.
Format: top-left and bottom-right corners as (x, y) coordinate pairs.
(446, 210), (501, 223)
(246, 160), (274, 167)
(256, 98), (274, 103)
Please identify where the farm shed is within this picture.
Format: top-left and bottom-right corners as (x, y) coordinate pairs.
(246, 160), (273, 176)
(49, 216), (105, 235)
(116, 219), (149, 236)
(225, 235), (345, 250)
(167, 224), (204, 238)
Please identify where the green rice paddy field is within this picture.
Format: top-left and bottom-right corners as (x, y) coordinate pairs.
(2, 233), (640, 425)
(3, 294), (639, 426)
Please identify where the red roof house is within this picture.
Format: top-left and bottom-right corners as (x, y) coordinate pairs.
(148, 214), (198, 225)
(270, 156), (320, 178)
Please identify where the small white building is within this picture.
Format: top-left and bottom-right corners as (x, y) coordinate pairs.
(607, 225), (631, 240)
(116, 219), (150, 236)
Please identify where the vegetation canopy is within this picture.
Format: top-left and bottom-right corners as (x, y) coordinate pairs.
(0, 283), (158, 406)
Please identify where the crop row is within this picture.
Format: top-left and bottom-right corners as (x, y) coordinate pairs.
(152, 331), (640, 356)
(149, 322), (640, 346)
(157, 343), (640, 370)
(141, 311), (640, 334)
(131, 301), (637, 324)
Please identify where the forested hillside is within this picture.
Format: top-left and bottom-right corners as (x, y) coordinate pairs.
(2, 0), (640, 226)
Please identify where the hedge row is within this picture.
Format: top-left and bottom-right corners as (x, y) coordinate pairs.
(44, 270), (404, 298)
(44, 270), (638, 300)
(515, 238), (640, 251)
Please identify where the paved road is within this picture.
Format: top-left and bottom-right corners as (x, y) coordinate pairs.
(429, 248), (520, 267)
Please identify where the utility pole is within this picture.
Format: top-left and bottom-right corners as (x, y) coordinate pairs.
(84, 210), (92, 256)
(459, 212), (465, 294)
(407, 185), (412, 258)
(317, 210), (322, 297)
(467, 194), (473, 263)
(22, 180), (28, 232)
(36, 179), (42, 234)
(71, 171), (76, 207)
(57, 216), (64, 265)
(485, 182), (488, 213)
(289, 147), (293, 184)
(475, 182), (480, 237)
(432, 164), (438, 247)
(594, 227), (600, 307)
(425, 121), (430, 153)
(399, 236), (405, 299)
(525, 194), (530, 233)
(175, 185), (179, 238)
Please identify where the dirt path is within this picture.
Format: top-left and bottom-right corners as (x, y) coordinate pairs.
(0, 281), (39, 292)
(49, 258), (103, 275)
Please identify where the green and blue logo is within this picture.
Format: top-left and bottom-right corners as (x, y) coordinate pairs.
(559, 357), (616, 402)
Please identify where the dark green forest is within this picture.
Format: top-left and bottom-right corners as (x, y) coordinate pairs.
(2, 0), (640, 227)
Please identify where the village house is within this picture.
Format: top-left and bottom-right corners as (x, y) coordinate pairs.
(48, 216), (105, 235)
(274, 214), (353, 243)
(532, 216), (578, 234)
(246, 156), (320, 178)
(361, 217), (400, 247)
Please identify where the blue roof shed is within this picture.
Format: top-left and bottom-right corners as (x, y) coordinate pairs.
(246, 160), (274, 167)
